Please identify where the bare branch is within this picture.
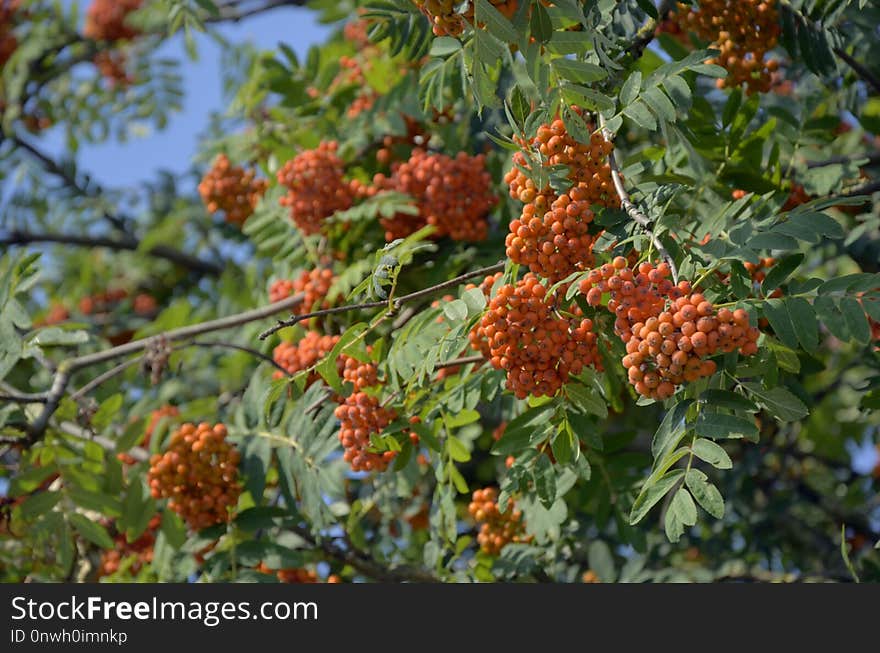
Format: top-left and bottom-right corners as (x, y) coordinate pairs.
(0, 229), (223, 277)
(22, 293), (305, 445)
(834, 47), (880, 96)
(435, 355), (484, 370)
(259, 261), (506, 340)
(806, 151), (880, 169)
(598, 115), (679, 283)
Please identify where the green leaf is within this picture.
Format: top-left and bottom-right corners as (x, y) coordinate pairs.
(491, 403), (556, 455)
(430, 37), (462, 57)
(695, 411), (759, 441)
(622, 100), (656, 130)
(763, 299), (799, 349)
(564, 382), (607, 418)
(317, 322), (367, 392)
(446, 435), (471, 463)
(27, 328), (90, 347)
(588, 540), (616, 582)
(620, 71), (642, 107)
(442, 299), (468, 322)
(700, 389), (758, 412)
(475, 0), (520, 43)
(840, 297), (871, 344)
(761, 253), (803, 294)
(552, 58), (607, 84)
(671, 487), (697, 526)
(534, 455), (556, 509)
(786, 297), (819, 353)
(69, 513), (115, 549)
(529, 0), (553, 43)
(685, 469), (725, 519)
(630, 469), (684, 525)
(19, 491), (61, 518)
(691, 438), (732, 469)
(741, 382), (809, 421)
(652, 400), (693, 461)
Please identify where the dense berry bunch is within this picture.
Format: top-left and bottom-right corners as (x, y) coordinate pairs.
(667, 1), (780, 94)
(341, 353), (379, 392)
(97, 515), (160, 578)
(271, 331), (340, 381)
(198, 154), (268, 227)
(476, 274), (600, 399)
(269, 268), (338, 315)
(334, 393), (398, 472)
(372, 149), (496, 241)
(84, 0), (141, 41)
(581, 258), (759, 398)
(118, 405), (179, 465)
(277, 141), (354, 235)
(148, 423), (241, 530)
(468, 488), (528, 555)
(467, 272), (504, 358)
(503, 111), (617, 281)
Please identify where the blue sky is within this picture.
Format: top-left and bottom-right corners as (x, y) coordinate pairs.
(43, 2), (332, 189)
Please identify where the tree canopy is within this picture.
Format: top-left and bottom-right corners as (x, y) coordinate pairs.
(1, 0), (879, 583)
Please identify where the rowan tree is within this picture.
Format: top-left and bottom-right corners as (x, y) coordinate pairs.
(1, 0), (879, 584)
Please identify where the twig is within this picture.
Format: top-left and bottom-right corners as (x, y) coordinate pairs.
(69, 358), (142, 402)
(435, 355), (484, 369)
(598, 115), (679, 282)
(22, 294), (305, 445)
(259, 262), (506, 340)
(288, 522), (438, 582)
(0, 391), (48, 403)
(806, 151), (880, 169)
(834, 47), (880, 96)
(626, 0), (676, 60)
(186, 339), (290, 376)
(0, 229), (223, 278)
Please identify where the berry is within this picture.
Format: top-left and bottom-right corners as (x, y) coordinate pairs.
(256, 562), (319, 583)
(467, 487), (529, 555)
(198, 154), (268, 227)
(372, 149), (496, 242)
(277, 141), (354, 235)
(272, 331), (341, 382)
(97, 515), (160, 578)
(503, 109), (617, 282)
(84, 0), (141, 41)
(0, 0), (22, 68)
(665, 1), (780, 94)
(334, 393), (398, 472)
(148, 422), (241, 530)
(476, 274), (600, 399)
(467, 272), (504, 359)
(118, 405), (179, 466)
(269, 268), (339, 315)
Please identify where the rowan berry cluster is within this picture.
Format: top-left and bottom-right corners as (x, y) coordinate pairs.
(148, 422), (241, 530)
(78, 288), (128, 315)
(475, 274), (600, 399)
(743, 257), (776, 284)
(341, 352), (379, 392)
(198, 154), (268, 227)
(580, 258), (759, 399)
(334, 393), (398, 472)
(468, 487), (528, 555)
(118, 405), (179, 465)
(272, 331), (340, 382)
(372, 149), (496, 242)
(0, 0), (21, 68)
(277, 141), (355, 235)
(467, 272), (504, 359)
(97, 515), (160, 578)
(504, 110), (617, 282)
(412, 1), (522, 37)
(269, 268), (338, 315)
(666, 1), (780, 94)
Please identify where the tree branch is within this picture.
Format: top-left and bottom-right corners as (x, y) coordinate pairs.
(288, 522), (438, 583)
(834, 47), (880, 96)
(258, 261), (506, 340)
(22, 293), (305, 446)
(806, 151), (880, 169)
(626, 0), (676, 60)
(0, 229), (223, 277)
(598, 114), (679, 282)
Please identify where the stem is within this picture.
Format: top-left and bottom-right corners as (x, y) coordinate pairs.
(258, 261), (506, 340)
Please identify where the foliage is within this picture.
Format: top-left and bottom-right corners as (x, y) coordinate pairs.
(1, 0), (879, 584)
